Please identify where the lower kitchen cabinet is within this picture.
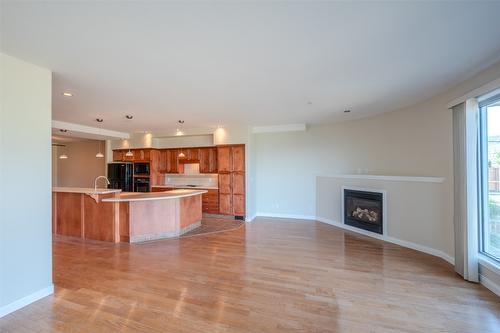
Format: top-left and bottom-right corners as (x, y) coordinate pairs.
(232, 194), (245, 216)
(202, 189), (219, 214)
(219, 193), (232, 215)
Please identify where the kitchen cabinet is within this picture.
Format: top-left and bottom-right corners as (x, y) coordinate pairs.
(113, 150), (124, 161)
(112, 149), (152, 162)
(202, 189), (219, 214)
(232, 194), (245, 216)
(122, 150), (134, 161)
(219, 193), (232, 215)
(217, 146), (231, 172)
(149, 150), (162, 188)
(166, 149), (179, 173)
(135, 149), (150, 161)
(187, 148), (200, 161)
(199, 147), (217, 173)
(217, 145), (245, 217)
(232, 145), (245, 172)
(232, 173), (245, 195)
(159, 150), (168, 173)
(217, 145), (245, 173)
(218, 173), (232, 194)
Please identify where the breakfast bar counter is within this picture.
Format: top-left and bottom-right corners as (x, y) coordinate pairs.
(52, 188), (206, 243)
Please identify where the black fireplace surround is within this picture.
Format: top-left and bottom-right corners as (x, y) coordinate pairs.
(344, 189), (383, 234)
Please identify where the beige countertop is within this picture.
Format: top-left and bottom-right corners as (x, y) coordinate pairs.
(101, 189), (207, 202)
(52, 187), (122, 195)
(152, 185), (219, 190)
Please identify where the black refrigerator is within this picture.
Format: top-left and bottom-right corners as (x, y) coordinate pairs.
(107, 162), (133, 192)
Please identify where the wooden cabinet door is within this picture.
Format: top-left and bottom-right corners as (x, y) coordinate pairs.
(200, 147), (218, 173)
(219, 193), (232, 215)
(124, 150), (135, 161)
(208, 147), (218, 173)
(159, 150), (167, 173)
(139, 149), (150, 161)
(187, 148), (200, 161)
(232, 172), (245, 195)
(233, 194), (245, 216)
(199, 148), (210, 173)
(218, 173), (232, 194)
(166, 149), (179, 173)
(217, 146), (231, 172)
(113, 150), (124, 161)
(202, 189), (219, 214)
(136, 149), (145, 161)
(232, 145), (245, 172)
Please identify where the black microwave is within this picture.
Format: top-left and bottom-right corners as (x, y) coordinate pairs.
(134, 163), (150, 175)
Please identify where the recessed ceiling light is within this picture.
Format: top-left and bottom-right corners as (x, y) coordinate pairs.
(126, 115), (133, 119)
(344, 109), (351, 113)
(96, 118), (103, 123)
(62, 92), (73, 97)
(178, 120), (185, 124)
(59, 129), (68, 133)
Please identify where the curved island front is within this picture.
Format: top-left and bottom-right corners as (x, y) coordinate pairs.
(52, 188), (206, 243)
(102, 189), (206, 243)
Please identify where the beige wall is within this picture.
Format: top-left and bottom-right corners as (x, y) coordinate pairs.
(0, 53), (53, 314)
(254, 60), (500, 260)
(316, 177), (451, 262)
(55, 140), (106, 188)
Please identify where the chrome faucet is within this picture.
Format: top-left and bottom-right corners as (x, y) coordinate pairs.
(94, 176), (110, 192)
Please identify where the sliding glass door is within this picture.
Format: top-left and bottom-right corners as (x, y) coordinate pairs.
(480, 95), (500, 261)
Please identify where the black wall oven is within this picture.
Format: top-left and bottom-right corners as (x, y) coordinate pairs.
(134, 177), (150, 192)
(133, 163), (150, 175)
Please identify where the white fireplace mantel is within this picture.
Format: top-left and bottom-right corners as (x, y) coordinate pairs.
(318, 174), (445, 183)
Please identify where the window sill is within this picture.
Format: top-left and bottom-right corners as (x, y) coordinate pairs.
(479, 254), (500, 275)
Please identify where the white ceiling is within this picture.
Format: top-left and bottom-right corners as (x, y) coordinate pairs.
(2, 1), (500, 133)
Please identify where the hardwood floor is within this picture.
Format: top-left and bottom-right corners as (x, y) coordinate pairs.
(1, 217), (499, 332)
(181, 218), (244, 238)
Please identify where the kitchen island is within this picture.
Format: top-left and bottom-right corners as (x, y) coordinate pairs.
(52, 187), (206, 243)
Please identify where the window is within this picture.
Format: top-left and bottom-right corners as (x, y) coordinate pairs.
(479, 94), (500, 261)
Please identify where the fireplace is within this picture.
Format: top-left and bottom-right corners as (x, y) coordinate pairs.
(343, 188), (384, 234)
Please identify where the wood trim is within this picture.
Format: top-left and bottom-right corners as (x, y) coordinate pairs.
(52, 192), (57, 234)
(80, 194), (85, 238)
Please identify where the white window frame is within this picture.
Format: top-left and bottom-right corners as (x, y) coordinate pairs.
(478, 93), (500, 263)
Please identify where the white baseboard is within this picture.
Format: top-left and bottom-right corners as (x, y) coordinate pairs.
(479, 274), (500, 297)
(315, 216), (455, 266)
(256, 212), (316, 220)
(0, 284), (54, 318)
(255, 213), (455, 265)
(245, 214), (257, 222)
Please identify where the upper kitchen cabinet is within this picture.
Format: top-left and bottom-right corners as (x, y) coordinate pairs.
(159, 150), (167, 172)
(217, 146), (232, 172)
(187, 148), (200, 161)
(166, 149), (179, 173)
(232, 145), (245, 172)
(135, 149), (150, 162)
(113, 150), (124, 161)
(199, 147), (217, 174)
(112, 149), (152, 162)
(217, 145), (245, 172)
